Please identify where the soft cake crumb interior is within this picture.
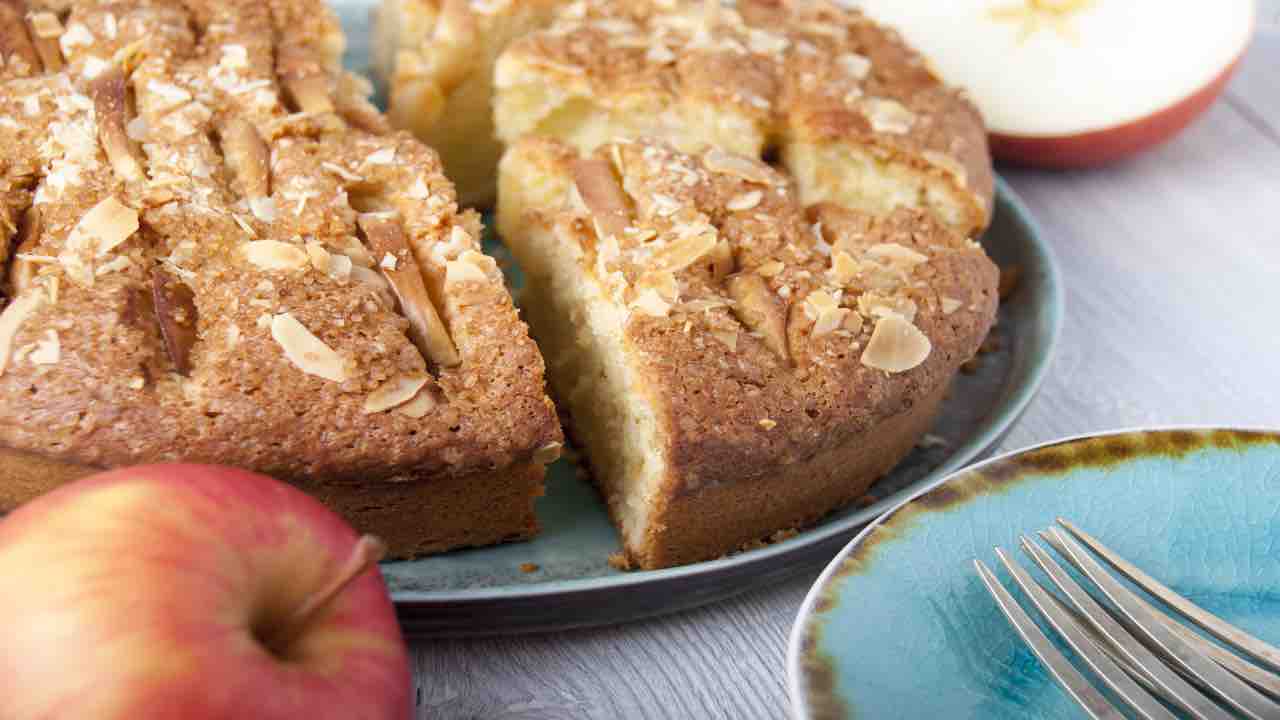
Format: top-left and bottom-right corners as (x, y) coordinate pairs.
(494, 79), (970, 233)
(498, 154), (666, 550)
(783, 141), (969, 233)
(493, 77), (766, 161)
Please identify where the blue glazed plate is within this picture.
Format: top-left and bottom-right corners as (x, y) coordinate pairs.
(789, 429), (1280, 719)
(331, 2), (1063, 636)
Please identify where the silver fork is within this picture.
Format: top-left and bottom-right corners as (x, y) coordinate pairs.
(974, 519), (1280, 720)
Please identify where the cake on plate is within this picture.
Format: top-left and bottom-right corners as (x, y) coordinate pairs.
(493, 0), (994, 235)
(0, 0), (562, 558)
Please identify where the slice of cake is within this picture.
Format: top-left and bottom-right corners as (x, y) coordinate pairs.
(0, 0), (561, 558)
(373, 0), (569, 207)
(499, 137), (998, 569)
(494, 0), (994, 236)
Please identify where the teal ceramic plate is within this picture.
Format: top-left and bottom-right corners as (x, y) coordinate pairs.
(331, 3), (1062, 636)
(789, 429), (1280, 719)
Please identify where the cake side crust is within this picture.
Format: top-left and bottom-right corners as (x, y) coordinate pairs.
(633, 382), (949, 569)
(0, 445), (544, 560)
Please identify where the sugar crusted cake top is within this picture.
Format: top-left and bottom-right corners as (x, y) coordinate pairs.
(496, 0), (994, 233)
(0, 0), (560, 480)
(511, 136), (998, 491)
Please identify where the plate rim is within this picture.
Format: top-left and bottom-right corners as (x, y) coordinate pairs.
(786, 424), (1280, 720)
(390, 176), (1064, 615)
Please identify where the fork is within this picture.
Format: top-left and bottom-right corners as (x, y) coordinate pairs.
(974, 519), (1280, 720)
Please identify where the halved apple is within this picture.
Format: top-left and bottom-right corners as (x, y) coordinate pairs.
(855, 0), (1255, 168)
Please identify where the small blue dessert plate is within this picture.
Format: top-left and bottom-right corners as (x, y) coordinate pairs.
(789, 428), (1280, 719)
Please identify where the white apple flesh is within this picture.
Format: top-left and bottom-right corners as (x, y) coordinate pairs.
(855, 0), (1255, 167)
(0, 464), (410, 720)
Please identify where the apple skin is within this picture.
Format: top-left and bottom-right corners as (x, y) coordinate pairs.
(989, 52), (1245, 169)
(0, 464), (410, 720)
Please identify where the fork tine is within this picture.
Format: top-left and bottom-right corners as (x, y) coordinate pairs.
(1022, 533), (1232, 719)
(973, 559), (1126, 720)
(1058, 518), (1280, 675)
(1045, 527), (1280, 720)
(1142, 593), (1280, 698)
(995, 547), (1178, 720)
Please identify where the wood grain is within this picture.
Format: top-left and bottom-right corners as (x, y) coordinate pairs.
(410, 32), (1280, 720)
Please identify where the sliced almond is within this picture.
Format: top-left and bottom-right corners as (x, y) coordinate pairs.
(305, 242), (331, 273)
(444, 250), (489, 287)
(277, 44), (333, 114)
(66, 196), (139, 261)
(866, 243), (928, 267)
(26, 11), (64, 72)
(861, 313), (932, 373)
(152, 268), (198, 376)
(221, 118), (270, 200)
(940, 297), (963, 315)
(363, 373), (430, 414)
(89, 69), (145, 183)
(28, 329), (58, 364)
(756, 260), (785, 278)
(0, 4), (39, 74)
(837, 52), (872, 80)
(396, 388), (438, 418)
(631, 288), (672, 318)
(803, 290), (851, 337)
(356, 213), (460, 368)
(242, 240), (308, 272)
(655, 229), (717, 274)
(533, 441), (563, 465)
(0, 292), (42, 376)
(726, 273), (789, 363)
(572, 157), (631, 240)
(863, 97), (916, 135)
(726, 190), (764, 212)
(637, 270), (679, 302)
(270, 312), (347, 382)
(707, 238), (735, 281)
(829, 250), (859, 285)
(704, 148), (773, 185)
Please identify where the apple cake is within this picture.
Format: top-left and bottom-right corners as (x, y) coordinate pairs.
(373, 0), (569, 207)
(498, 136), (999, 569)
(494, 0), (995, 236)
(0, 0), (562, 558)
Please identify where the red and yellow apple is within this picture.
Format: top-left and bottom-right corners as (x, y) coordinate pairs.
(855, 0), (1255, 167)
(0, 464), (410, 720)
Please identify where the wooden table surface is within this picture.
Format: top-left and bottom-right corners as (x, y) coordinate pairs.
(409, 28), (1280, 720)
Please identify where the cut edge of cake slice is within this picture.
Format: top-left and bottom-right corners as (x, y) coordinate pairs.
(373, 0), (569, 207)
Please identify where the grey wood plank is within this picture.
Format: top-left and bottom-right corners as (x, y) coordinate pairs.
(410, 33), (1280, 720)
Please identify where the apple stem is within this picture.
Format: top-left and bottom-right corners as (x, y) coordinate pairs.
(267, 534), (387, 653)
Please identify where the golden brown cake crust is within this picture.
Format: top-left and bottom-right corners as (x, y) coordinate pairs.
(515, 137), (997, 491)
(503, 136), (998, 566)
(0, 0), (561, 531)
(496, 0), (994, 233)
(0, 447), (544, 559)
